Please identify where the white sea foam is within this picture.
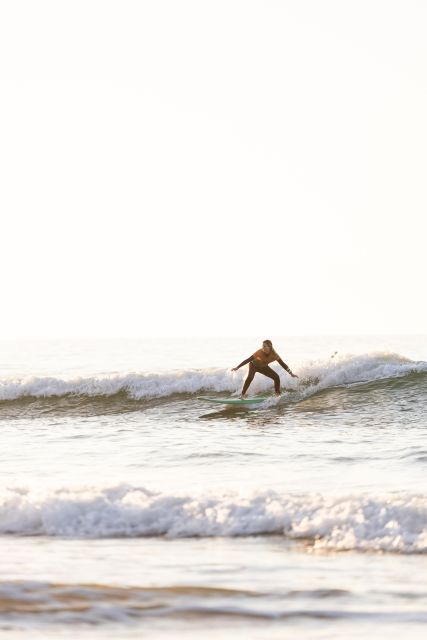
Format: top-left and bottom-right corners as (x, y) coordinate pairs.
(1, 485), (426, 552)
(0, 368), (236, 401)
(0, 353), (425, 402)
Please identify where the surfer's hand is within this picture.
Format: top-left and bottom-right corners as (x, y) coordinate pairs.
(291, 373), (299, 378)
(231, 367), (238, 372)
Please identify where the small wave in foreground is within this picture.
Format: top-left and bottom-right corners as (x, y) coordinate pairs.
(1, 485), (426, 553)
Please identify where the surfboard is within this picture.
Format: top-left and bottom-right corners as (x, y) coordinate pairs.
(197, 396), (268, 406)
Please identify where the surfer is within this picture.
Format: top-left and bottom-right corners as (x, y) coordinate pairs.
(232, 339), (298, 397)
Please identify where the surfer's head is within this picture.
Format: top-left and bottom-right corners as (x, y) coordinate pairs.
(262, 339), (273, 354)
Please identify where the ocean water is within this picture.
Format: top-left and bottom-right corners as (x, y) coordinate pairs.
(0, 335), (426, 639)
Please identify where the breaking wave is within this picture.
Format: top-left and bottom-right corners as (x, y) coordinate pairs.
(0, 353), (426, 410)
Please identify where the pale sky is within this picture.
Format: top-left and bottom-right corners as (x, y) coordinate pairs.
(1, 0), (426, 338)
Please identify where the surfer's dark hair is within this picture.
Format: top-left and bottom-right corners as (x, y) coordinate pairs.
(263, 339), (273, 348)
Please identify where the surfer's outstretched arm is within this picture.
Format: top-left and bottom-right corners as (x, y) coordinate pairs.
(277, 358), (299, 378)
(231, 356), (253, 372)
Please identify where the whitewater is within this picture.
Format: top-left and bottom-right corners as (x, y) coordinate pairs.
(0, 336), (426, 639)
(1, 350), (426, 405)
(2, 485), (427, 553)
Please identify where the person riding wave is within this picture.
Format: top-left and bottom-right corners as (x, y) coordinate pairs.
(232, 339), (298, 397)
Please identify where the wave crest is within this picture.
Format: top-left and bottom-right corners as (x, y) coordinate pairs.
(0, 352), (426, 404)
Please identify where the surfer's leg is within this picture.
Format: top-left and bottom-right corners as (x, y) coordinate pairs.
(258, 366), (281, 394)
(241, 363), (256, 396)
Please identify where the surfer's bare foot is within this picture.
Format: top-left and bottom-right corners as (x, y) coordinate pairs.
(240, 394), (247, 399)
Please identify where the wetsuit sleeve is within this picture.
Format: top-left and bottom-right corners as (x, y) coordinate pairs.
(277, 358), (292, 374)
(235, 355), (254, 369)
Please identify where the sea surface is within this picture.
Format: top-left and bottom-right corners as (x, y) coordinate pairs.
(0, 335), (426, 639)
